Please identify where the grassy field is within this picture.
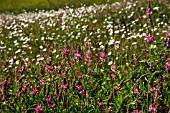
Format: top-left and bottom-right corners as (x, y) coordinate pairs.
(0, 0), (126, 14)
(0, 0), (170, 112)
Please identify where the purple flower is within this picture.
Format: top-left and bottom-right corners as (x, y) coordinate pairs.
(145, 35), (154, 43)
(100, 52), (105, 58)
(164, 38), (170, 49)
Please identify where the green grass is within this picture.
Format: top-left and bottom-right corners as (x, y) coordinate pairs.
(0, 0), (124, 14)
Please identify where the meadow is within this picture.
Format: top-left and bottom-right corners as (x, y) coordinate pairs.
(0, 0), (124, 14)
(0, 0), (170, 112)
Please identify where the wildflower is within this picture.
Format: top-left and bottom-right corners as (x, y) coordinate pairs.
(54, 85), (59, 96)
(45, 65), (53, 72)
(115, 43), (120, 50)
(146, 8), (152, 16)
(18, 66), (25, 73)
(32, 87), (39, 96)
(16, 60), (20, 65)
(111, 64), (117, 72)
(40, 79), (45, 86)
(134, 88), (140, 95)
(108, 61), (113, 65)
(145, 35), (154, 43)
(39, 72), (43, 77)
(1, 65), (5, 70)
(46, 57), (51, 63)
(45, 96), (55, 108)
(126, 70), (129, 75)
(35, 105), (43, 113)
(148, 104), (156, 112)
(61, 48), (69, 56)
(133, 109), (140, 113)
(165, 58), (170, 71)
(76, 81), (86, 98)
(100, 52), (107, 62)
(150, 86), (156, 93)
(61, 78), (68, 90)
(98, 98), (103, 106)
(79, 90), (86, 98)
(164, 38), (170, 49)
(153, 7), (159, 11)
(150, 44), (156, 49)
(74, 53), (82, 60)
(79, 74), (86, 80)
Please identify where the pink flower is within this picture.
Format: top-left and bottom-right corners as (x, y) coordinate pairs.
(45, 65), (53, 72)
(145, 35), (154, 43)
(35, 105), (43, 113)
(115, 44), (120, 50)
(32, 87), (39, 96)
(88, 41), (92, 46)
(126, 70), (129, 75)
(18, 66), (25, 73)
(39, 72), (43, 77)
(100, 52), (105, 58)
(111, 65), (117, 72)
(165, 58), (170, 71)
(134, 88), (140, 95)
(74, 53), (82, 60)
(60, 78), (68, 90)
(61, 48), (69, 56)
(148, 104), (156, 112)
(1, 65), (5, 70)
(150, 86), (156, 93)
(98, 99), (103, 106)
(40, 79), (45, 86)
(146, 8), (152, 16)
(46, 57), (51, 63)
(45, 96), (55, 108)
(22, 51), (27, 55)
(38, 62), (44, 67)
(133, 109), (140, 113)
(100, 52), (107, 62)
